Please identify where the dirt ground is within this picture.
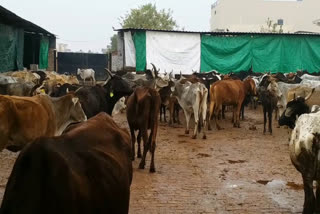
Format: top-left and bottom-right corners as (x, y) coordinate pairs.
(0, 106), (304, 213)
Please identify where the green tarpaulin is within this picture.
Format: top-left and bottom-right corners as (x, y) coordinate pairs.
(201, 35), (252, 74)
(201, 34), (320, 73)
(133, 31), (146, 71)
(0, 24), (24, 72)
(39, 36), (49, 69)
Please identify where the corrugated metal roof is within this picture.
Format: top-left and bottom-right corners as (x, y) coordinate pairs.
(0, 6), (55, 37)
(115, 28), (320, 36)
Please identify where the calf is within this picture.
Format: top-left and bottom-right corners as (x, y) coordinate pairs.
(77, 68), (96, 85)
(126, 87), (161, 172)
(171, 80), (208, 139)
(0, 112), (132, 214)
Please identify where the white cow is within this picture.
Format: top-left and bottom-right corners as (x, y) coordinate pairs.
(77, 68), (95, 85)
(300, 73), (320, 81)
(300, 79), (320, 87)
(171, 80), (208, 139)
(288, 111), (320, 213)
(112, 97), (126, 115)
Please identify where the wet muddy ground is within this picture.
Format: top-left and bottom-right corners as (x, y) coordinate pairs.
(0, 106), (304, 213)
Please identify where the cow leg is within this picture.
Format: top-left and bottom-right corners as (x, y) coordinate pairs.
(184, 110), (191, 135)
(201, 105), (207, 139)
(208, 100), (214, 130)
(214, 105), (223, 130)
(139, 129), (149, 170)
(222, 105), (226, 119)
(241, 103), (245, 120)
(316, 181), (320, 212)
(176, 106), (181, 124)
(149, 122), (158, 173)
(92, 76), (96, 86)
(130, 128), (136, 160)
(137, 130), (142, 158)
(159, 105), (163, 122)
(263, 106), (267, 134)
(268, 108), (272, 135)
(302, 175), (316, 214)
(192, 108), (199, 139)
(163, 105), (167, 123)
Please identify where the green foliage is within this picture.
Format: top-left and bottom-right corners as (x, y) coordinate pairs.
(119, 3), (178, 30)
(107, 34), (118, 53)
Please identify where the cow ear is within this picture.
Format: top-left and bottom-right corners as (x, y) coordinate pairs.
(72, 97), (79, 105)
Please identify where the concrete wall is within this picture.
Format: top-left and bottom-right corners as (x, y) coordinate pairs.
(111, 32), (124, 71)
(210, 0), (320, 33)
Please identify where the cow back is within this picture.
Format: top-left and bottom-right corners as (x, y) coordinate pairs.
(1, 112), (132, 214)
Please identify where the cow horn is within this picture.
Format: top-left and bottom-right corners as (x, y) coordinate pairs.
(104, 68), (114, 77)
(150, 63), (159, 78)
(305, 88), (315, 101)
(179, 71), (183, 80)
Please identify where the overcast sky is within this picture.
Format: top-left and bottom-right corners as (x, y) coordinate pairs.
(0, 0), (215, 52)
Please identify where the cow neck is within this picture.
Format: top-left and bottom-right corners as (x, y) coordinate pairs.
(174, 83), (185, 100)
(50, 95), (73, 136)
(243, 80), (252, 95)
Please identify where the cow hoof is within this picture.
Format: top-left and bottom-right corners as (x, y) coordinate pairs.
(138, 163), (145, 169)
(192, 135), (197, 139)
(149, 168), (156, 173)
(276, 125), (280, 128)
(208, 127), (212, 131)
(185, 130), (189, 134)
(202, 135), (207, 140)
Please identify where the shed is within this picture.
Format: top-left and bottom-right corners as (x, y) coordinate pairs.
(115, 28), (320, 74)
(0, 6), (56, 72)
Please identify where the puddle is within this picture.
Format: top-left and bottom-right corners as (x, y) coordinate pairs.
(286, 182), (304, 190)
(196, 153), (211, 158)
(256, 179), (304, 190)
(228, 160), (246, 164)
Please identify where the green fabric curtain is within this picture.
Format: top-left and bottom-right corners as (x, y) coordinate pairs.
(201, 35), (252, 74)
(200, 34), (320, 73)
(0, 24), (24, 72)
(39, 36), (49, 69)
(133, 31), (146, 71)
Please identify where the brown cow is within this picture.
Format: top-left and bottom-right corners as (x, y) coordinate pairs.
(208, 78), (256, 130)
(0, 112), (132, 214)
(126, 87), (161, 173)
(0, 93), (86, 152)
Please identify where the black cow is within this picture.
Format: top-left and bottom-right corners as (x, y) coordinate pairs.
(75, 72), (132, 118)
(0, 112), (132, 214)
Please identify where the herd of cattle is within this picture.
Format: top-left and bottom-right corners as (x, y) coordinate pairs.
(0, 65), (320, 213)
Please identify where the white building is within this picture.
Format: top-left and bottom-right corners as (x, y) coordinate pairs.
(57, 43), (71, 52)
(210, 0), (320, 33)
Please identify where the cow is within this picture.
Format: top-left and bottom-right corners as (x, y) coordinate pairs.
(278, 89), (315, 129)
(75, 69), (133, 118)
(50, 83), (81, 97)
(301, 79), (320, 87)
(0, 74), (17, 85)
(112, 97), (126, 115)
(126, 87), (161, 173)
(168, 96), (181, 125)
(300, 73), (320, 81)
(267, 81), (301, 119)
(171, 80), (208, 139)
(287, 86), (320, 110)
(0, 82), (36, 96)
(278, 94), (320, 214)
(258, 86), (278, 134)
(0, 112), (133, 214)
(0, 93), (86, 152)
(77, 68), (96, 85)
(208, 78), (256, 130)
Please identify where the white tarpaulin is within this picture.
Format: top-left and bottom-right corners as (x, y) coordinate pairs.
(146, 31), (201, 75)
(124, 31), (136, 67)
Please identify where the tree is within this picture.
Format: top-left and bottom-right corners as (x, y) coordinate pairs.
(260, 18), (283, 33)
(107, 34), (118, 53)
(119, 3), (178, 30)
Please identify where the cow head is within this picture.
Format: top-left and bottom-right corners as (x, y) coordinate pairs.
(278, 88), (315, 128)
(103, 69), (133, 114)
(267, 81), (282, 99)
(77, 68), (81, 75)
(69, 96), (87, 122)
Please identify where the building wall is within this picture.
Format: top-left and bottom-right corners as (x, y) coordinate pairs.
(111, 32), (124, 71)
(210, 0), (320, 33)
